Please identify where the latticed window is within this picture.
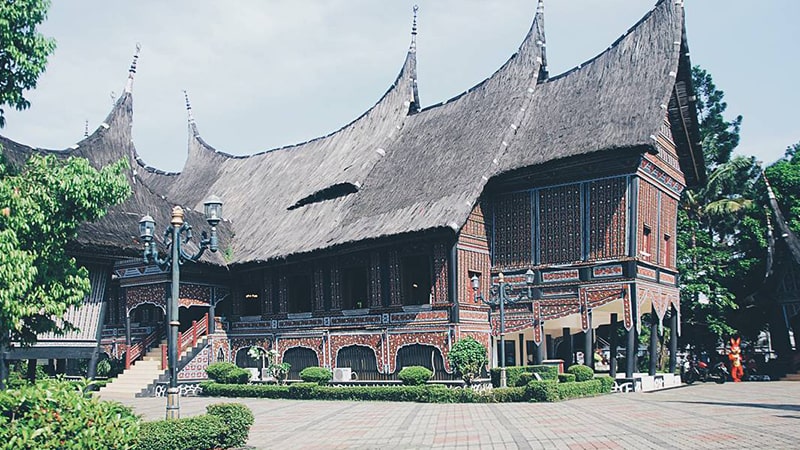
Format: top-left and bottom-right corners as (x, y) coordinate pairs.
(401, 254), (432, 306)
(342, 265), (369, 310)
(287, 274), (312, 313)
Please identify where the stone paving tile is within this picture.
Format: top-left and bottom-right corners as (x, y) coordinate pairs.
(116, 381), (800, 449)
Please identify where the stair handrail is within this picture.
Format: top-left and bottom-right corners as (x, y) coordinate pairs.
(179, 312), (209, 353)
(160, 313), (210, 371)
(125, 327), (161, 369)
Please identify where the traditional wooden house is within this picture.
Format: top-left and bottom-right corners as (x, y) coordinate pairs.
(1, 0), (704, 394)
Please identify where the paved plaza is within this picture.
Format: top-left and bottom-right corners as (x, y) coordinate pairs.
(119, 381), (800, 449)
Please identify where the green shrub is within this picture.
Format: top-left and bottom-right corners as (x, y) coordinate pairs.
(597, 376), (615, 393)
(205, 362), (238, 382)
(558, 373), (576, 383)
(287, 382), (318, 399)
(567, 364), (594, 382)
(95, 359), (112, 378)
(206, 403), (254, 448)
(0, 378), (140, 449)
(398, 366), (433, 385)
(555, 379), (602, 400)
(205, 362), (251, 384)
(530, 365), (558, 381)
(448, 337), (488, 385)
(299, 366), (333, 385)
(136, 403), (254, 450)
(136, 415), (225, 450)
(491, 364), (558, 387)
(201, 381), (290, 398)
(490, 387), (529, 403)
(526, 380), (561, 402)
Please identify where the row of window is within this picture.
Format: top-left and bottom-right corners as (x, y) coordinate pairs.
(239, 254), (434, 316)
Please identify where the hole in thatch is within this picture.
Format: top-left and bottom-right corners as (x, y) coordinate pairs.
(287, 182), (359, 210)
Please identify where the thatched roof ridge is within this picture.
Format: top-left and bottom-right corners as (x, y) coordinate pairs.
(497, 0), (695, 178)
(0, 90), (232, 266)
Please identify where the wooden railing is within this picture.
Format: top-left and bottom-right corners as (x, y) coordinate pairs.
(125, 327), (161, 369)
(161, 313), (210, 370)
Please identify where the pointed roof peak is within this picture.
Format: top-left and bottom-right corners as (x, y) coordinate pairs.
(410, 5), (419, 53)
(183, 89), (197, 125)
(124, 43), (141, 94)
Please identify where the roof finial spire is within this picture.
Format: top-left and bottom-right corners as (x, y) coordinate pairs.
(84, 120), (89, 138)
(124, 43), (142, 94)
(410, 5), (419, 52)
(183, 90), (195, 125)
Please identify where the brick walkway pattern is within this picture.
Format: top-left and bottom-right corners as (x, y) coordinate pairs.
(119, 381), (800, 449)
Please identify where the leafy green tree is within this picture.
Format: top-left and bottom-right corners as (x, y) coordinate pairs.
(0, 153), (130, 388)
(0, 0), (57, 127)
(678, 67), (763, 350)
(448, 337), (487, 386)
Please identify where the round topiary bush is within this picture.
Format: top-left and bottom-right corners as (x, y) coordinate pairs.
(397, 366), (433, 385)
(567, 364), (594, 382)
(205, 362), (251, 384)
(299, 366), (333, 385)
(448, 337), (488, 386)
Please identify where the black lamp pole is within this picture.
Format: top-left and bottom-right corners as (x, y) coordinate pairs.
(139, 196), (222, 420)
(472, 269), (534, 388)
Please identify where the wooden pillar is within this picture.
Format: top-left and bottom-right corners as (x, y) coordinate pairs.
(584, 311), (593, 367)
(625, 326), (636, 378)
(609, 313), (618, 378)
(649, 307), (658, 376)
(562, 327), (573, 367)
(535, 341), (544, 364)
(669, 306), (678, 374)
(518, 333), (525, 366)
(545, 334), (554, 361)
(125, 312), (132, 348)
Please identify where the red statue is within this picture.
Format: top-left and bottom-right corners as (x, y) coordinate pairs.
(728, 337), (743, 382)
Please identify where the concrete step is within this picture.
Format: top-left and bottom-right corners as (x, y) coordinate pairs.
(782, 373), (800, 381)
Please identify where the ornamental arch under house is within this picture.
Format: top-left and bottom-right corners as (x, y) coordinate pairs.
(0, 0), (705, 394)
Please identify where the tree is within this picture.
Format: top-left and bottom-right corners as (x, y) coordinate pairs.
(447, 337), (487, 386)
(0, 0), (57, 127)
(678, 67), (763, 350)
(0, 153), (130, 388)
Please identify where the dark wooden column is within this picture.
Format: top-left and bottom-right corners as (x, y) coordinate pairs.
(669, 306), (678, 374)
(546, 334), (554, 360)
(625, 326), (636, 378)
(609, 313), (618, 378)
(649, 307), (658, 376)
(125, 312), (132, 348)
(584, 311), (593, 367)
(562, 327), (573, 367)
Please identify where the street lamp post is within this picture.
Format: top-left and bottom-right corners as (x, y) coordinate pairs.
(138, 196), (222, 420)
(472, 269), (534, 388)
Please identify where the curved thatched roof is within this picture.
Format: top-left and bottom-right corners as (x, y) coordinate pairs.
(0, 92), (231, 266)
(1, 0), (704, 268)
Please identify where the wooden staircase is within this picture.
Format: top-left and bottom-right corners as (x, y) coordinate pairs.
(97, 313), (211, 399)
(97, 340), (166, 400)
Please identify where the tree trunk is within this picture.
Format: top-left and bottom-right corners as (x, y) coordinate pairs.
(27, 359), (37, 383)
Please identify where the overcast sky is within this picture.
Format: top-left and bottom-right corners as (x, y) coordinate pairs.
(2, 1), (798, 173)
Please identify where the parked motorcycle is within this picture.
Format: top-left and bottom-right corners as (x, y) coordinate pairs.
(682, 357), (728, 384)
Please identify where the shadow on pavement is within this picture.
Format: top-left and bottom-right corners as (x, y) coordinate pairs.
(670, 400), (800, 412)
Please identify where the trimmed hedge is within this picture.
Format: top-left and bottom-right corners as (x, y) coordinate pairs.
(491, 365), (559, 387)
(397, 366), (433, 385)
(299, 366), (333, 385)
(200, 379), (610, 403)
(200, 381), (290, 398)
(205, 362), (250, 384)
(526, 379), (610, 402)
(558, 373), (576, 383)
(135, 402), (254, 450)
(205, 403), (254, 448)
(567, 364), (594, 382)
(136, 414), (226, 450)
